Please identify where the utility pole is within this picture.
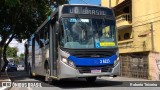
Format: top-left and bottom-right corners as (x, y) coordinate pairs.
(151, 22), (155, 52)
(109, 0), (111, 8)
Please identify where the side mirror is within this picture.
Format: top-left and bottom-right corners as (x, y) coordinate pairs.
(55, 21), (59, 34)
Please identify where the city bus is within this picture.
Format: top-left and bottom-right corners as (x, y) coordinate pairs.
(24, 4), (120, 83)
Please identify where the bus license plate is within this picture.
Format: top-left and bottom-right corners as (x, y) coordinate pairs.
(91, 69), (101, 73)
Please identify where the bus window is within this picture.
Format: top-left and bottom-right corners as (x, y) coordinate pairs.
(35, 34), (44, 48)
(44, 25), (49, 45)
(39, 31), (45, 48)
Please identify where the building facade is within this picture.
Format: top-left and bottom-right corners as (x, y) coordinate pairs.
(101, 0), (160, 80)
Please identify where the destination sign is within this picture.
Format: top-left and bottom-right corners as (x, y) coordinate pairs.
(62, 5), (113, 16)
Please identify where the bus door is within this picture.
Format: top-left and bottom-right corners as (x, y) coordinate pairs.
(49, 20), (58, 77)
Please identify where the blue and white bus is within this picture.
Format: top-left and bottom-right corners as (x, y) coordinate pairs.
(24, 4), (120, 83)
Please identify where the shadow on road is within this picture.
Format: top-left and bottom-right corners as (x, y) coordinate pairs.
(8, 71), (123, 89)
(33, 76), (123, 89)
(53, 79), (123, 89)
(7, 71), (29, 81)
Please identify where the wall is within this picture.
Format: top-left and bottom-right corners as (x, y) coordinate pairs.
(101, 0), (125, 7)
(149, 52), (160, 80)
(132, 0), (160, 53)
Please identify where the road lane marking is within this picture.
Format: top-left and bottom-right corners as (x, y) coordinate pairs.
(27, 87), (33, 90)
(0, 87), (8, 90)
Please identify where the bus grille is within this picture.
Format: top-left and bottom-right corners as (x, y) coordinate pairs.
(76, 65), (113, 73)
(70, 49), (116, 58)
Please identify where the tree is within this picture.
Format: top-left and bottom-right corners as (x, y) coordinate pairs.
(0, 0), (69, 73)
(20, 53), (24, 58)
(19, 53), (24, 61)
(6, 46), (18, 58)
(0, 0), (51, 72)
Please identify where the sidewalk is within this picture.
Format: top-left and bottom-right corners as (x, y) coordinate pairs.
(98, 76), (150, 81)
(0, 72), (11, 90)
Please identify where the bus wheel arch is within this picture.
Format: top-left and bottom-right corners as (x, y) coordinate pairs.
(44, 60), (49, 70)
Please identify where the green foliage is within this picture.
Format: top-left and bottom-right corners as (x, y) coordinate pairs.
(0, 0), (69, 72)
(20, 53), (24, 58)
(13, 57), (19, 64)
(51, 0), (69, 5)
(1, 0), (69, 41)
(19, 53), (24, 60)
(5, 0), (20, 7)
(6, 46), (18, 58)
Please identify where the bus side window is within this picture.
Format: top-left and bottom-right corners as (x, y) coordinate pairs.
(35, 35), (40, 49)
(35, 33), (44, 48)
(51, 13), (58, 25)
(39, 24), (50, 48)
(39, 31), (45, 48)
(44, 25), (49, 45)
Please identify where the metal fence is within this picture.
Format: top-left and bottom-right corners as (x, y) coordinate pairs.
(120, 53), (148, 79)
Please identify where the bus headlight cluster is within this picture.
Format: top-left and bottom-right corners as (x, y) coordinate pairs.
(114, 57), (119, 66)
(61, 57), (75, 68)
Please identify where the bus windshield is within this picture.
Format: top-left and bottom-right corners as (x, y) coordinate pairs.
(60, 17), (117, 49)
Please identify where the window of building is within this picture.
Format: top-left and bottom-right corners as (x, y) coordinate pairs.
(123, 6), (129, 13)
(124, 33), (130, 40)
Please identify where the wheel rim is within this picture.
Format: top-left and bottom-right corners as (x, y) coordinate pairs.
(45, 69), (50, 81)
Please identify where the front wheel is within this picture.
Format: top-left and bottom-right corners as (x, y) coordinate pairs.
(86, 77), (97, 83)
(28, 65), (33, 78)
(45, 66), (56, 85)
(45, 66), (50, 82)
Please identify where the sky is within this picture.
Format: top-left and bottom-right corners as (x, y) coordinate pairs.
(9, 39), (26, 56)
(0, 37), (24, 56)
(69, 0), (100, 5)
(8, 0), (101, 56)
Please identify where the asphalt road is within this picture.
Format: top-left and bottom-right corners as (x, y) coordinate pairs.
(7, 71), (160, 90)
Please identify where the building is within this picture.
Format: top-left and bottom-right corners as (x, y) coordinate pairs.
(101, 0), (160, 80)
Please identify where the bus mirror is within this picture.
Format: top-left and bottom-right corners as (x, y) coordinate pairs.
(56, 21), (59, 34)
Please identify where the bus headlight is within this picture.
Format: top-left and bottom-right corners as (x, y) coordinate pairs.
(114, 57), (119, 66)
(61, 57), (75, 68)
(62, 58), (68, 63)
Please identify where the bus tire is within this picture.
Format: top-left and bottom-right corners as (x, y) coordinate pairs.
(45, 66), (54, 85)
(45, 66), (58, 85)
(86, 77), (97, 83)
(45, 66), (50, 82)
(28, 64), (33, 78)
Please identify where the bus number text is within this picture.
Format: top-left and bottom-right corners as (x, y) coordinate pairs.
(100, 59), (110, 64)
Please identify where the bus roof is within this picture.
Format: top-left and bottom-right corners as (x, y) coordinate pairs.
(60, 4), (110, 9)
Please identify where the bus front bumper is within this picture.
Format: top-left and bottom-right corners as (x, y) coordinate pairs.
(57, 61), (120, 79)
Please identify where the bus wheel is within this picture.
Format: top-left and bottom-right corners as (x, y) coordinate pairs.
(45, 66), (50, 82)
(86, 77), (97, 83)
(28, 65), (33, 78)
(45, 66), (53, 84)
